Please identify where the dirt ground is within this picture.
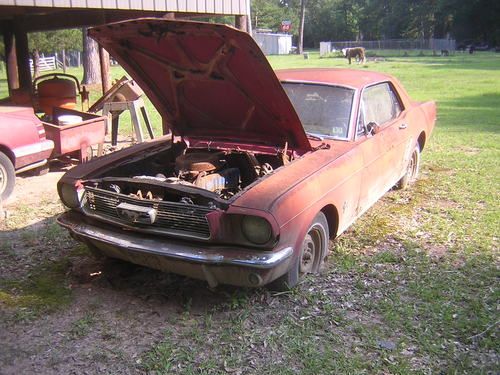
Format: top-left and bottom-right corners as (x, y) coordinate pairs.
(0, 154), (289, 374)
(0, 141), (197, 374)
(0, 146), (497, 374)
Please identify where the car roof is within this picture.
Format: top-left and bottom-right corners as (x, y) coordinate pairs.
(275, 68), (393, 89)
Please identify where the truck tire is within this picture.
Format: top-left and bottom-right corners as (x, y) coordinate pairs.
(0, 152), (15, 201)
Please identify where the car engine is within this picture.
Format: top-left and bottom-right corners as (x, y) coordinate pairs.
(85, 146), (284, 204)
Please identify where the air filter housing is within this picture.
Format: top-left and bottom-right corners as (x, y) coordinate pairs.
(175, 152), (225, 172)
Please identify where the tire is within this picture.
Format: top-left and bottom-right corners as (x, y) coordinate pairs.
(79, 145), (95, 163)
(0, 152), (15, 201)
(396, 145), (420, 190)
(269, 212), (329, 291)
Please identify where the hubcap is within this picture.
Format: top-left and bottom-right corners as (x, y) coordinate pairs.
(409, 150), (418, 179)
(0, 164), (6, 194)
(300, 228), (323, 274)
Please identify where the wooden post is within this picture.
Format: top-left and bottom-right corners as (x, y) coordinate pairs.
(235, 15), (248, 33)
(98, 45), (111, 95)
(62, 49), (67, 73)
(14, 25), (32, 92)
(3, 28), (19, 92)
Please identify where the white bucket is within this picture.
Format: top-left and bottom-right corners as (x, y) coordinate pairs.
(58, 115), (82, 125)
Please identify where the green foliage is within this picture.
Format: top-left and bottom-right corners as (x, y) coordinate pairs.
(271, 0), (500, 47)
(28, 29), (82, 54)
(0, 259), (72, 320)
(252, 0), (300, 33)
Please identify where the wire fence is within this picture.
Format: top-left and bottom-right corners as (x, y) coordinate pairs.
(320, 38), (456, 57)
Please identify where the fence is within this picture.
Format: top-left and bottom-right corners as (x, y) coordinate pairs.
(29, 51), (83, 73)
(29, 56), (59, 72)
(320, 38), (456, 57)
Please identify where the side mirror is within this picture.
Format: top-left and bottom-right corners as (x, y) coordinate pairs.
(365, 121), (380, 136)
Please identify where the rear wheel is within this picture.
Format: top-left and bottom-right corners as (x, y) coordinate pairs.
(269, 212), (329, 291)
(0, 152), (15, 201)
(396, 145), (420, 190)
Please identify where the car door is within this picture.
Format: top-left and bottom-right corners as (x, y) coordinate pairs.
(356, 82), (410, 214)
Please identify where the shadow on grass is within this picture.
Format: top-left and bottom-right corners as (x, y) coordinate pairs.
(437, 92), (500, 133)
(413, 53), (500, 70)
(0, 211), (259, 323)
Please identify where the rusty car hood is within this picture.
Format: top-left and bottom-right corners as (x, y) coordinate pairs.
(89, 19), (311, 152)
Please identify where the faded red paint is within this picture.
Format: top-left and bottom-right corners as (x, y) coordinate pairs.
(42, 108), (106, 162)
(57, 19), (436, 288)
(0, 106), (54, 169)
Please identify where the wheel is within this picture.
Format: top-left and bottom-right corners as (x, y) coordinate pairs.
(396, 145), (420, 190)
(0, 151), (15, 201)
(269, 212), (329, 291)
(79, 145), (95, 163)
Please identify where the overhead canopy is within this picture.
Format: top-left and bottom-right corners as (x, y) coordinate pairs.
(0, 0), (250, 97)
(0, 0), (250, 32)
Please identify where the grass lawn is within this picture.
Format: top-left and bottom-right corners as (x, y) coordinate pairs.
(140, 52), (500, 373)
(0, 51), (499, 373)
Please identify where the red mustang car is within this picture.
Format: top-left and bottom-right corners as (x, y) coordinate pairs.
(57, 19), (436, 289)
(0, 106), (54, 201)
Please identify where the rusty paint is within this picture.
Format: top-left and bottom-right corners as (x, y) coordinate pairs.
(57, 19), (436, 288)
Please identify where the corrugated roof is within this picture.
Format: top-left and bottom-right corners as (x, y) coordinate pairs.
(0, 0), (248, 15)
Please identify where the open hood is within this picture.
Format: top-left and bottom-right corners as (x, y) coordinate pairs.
(89, 18), (311, 152)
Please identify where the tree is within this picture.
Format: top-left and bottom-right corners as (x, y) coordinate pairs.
(82, 28), (101, 85)
(298, 0), (307, 53)
(28, 29), (82, 77)
(28, 32), (50, 78)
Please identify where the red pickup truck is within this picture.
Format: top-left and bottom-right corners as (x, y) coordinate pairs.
(0, 106), (54, 201)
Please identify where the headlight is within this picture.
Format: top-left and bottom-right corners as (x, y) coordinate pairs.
(241, 215), (272, 245)
(59, 183), (84, 209)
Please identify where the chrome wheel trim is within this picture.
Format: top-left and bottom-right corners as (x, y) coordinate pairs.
(0, 163), (7, 195)
(409, 148), (419, 181)
(299, 227), (323, 274)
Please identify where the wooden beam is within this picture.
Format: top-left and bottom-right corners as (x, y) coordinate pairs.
(3, 26), (19, 92)
(98, 45), (111, 95)
(17, 10), (106, 32)
(14, 24), (31, 92)
(235, 15), (248, 33)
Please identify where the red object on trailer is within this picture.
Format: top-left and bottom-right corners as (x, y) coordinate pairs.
(33, 73), (82, 116)
(43, 107), (106, 163)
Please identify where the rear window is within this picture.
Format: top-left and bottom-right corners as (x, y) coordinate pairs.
(282, 83), (355, 139)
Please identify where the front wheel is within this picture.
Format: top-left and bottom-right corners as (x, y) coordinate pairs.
(269, 212), (329, 291)
(0, 152), (15, 201)
(396, 145), (420, 190)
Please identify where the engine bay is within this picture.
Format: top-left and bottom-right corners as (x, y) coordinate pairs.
(83, 142), (289, 206)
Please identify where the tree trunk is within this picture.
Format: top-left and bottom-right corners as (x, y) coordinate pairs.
(298, 0), (307, 54)
(32, 49), (40, 79)
(82, 27), (101, 85)
(62, 49), (66, 73)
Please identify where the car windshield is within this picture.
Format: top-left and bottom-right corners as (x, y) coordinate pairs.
(282, 82), (354, 139)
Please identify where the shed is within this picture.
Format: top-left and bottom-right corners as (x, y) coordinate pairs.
(253, 32), (292, 55)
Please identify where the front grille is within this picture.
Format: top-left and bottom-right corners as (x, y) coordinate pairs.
(82, 186), (213, 239)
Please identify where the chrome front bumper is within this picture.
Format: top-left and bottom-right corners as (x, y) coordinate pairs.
(57, 211), (293, 287)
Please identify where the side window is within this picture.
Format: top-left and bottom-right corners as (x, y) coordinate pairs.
(357, 101), (366, 136)
(360, 83), (403, 130)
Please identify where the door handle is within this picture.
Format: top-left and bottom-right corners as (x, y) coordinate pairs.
(399, 123), (408, 130)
